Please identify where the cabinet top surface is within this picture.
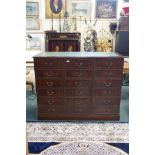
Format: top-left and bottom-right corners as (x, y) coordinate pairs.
(34, 52), (122, 58)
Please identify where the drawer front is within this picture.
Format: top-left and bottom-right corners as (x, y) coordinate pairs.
(95, 58), (123, 69)
(95, 88), (121, 96)
(37, 89), (63, 97)
(38, 105), (63, 114)
(64, 59), (92, 68)
(64, 105), (90, 114)
(36, 80), (63, 88)
(64, 98), (91, 106)
(65, 89), (92, 96)
(35, 70), (63, 78)
(94, 97), (120, 106)
(95, 80), (122, 88)
(93, 106), (119, 114)
(65, 80), (92, 88)
(95, 70), (123, 79)
(37, 97), (63, 105)
(73, 107), (90, 114)
(65, 70), (92, 79)
(34, 58), (62, 68)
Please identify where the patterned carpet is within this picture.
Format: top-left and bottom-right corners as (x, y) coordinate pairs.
(27, 122), (129, 155)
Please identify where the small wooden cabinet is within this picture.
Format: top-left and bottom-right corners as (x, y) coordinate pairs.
(45, 31), (81, 52)
(34, 52), (124, 120)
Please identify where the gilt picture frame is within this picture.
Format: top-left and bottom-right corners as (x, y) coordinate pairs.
(26, 2), (39, 16)
(95, 0), (117, 18)
(45, 0), (65, 18)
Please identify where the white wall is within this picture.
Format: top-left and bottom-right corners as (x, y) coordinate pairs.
(26, 0), (125, 62)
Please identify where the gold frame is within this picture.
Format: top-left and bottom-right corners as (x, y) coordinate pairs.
(45, 0), (66, 18)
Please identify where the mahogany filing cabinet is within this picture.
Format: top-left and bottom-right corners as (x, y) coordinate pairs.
(34, 52), (124, 120)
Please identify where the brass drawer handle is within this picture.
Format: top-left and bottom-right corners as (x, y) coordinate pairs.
(74, 72), (82, 77)
(46, 72), (54, 77)
(48, 108), (55, 112)
(105, 62), (113, 67)
(105, 72), (113, 76)
(75, 100), (82, 105)
(47, 91), (54, 96)
(104, 82), (112, 87)
(46, 81), (54, 87)
(75, 62), (83, 66)
(45, 62), (54, 66)
(103, 100), (111, 105)
(48, 100), (55, 105)
(75, 82), (82, 87)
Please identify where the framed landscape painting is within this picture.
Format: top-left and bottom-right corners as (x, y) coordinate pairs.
(68, 0), (91, 19)
(26, 2), (39, 16)
(26, 18), (40, 30)
(95, 0), (117, 18)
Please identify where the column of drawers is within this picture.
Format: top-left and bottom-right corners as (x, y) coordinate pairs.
(63, 58), (93, 114)
(34, 58), (64, 117)
(93, 58), (124, 119)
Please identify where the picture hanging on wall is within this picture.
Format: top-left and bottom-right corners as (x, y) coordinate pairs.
(45, 0), (65, 18)
(95, 0), (117, 18)
(26, 18), (40, 30)
(26, 2), (39, 16)
(68, 0), (91, 19)
(26, 33), (42, 50)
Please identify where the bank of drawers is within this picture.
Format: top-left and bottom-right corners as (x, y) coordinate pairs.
(34, 57), (123, 120)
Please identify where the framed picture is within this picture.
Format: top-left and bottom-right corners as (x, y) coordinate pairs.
(26, 2), (39, 16)
(68, 0), (91, 19)
(45, 0), (65, 18)
(26, 18), (40, 30)
(95, 0), (117, 18)
(26, 33), (42, 50)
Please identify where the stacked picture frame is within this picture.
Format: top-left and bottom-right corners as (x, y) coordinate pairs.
(26, 1), (40, 30)
(26, 1), (42, 51)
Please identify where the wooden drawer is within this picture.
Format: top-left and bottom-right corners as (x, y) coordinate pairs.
(73, 107), (90, 114)
(36, 80), (63, 88)
(65, 70), (92, 79)
(63, 58), (93, 68)
(38, 105), (63, 114)
(95, 80), (122, 88)
(37, 89), (63, 97)
(64, 105), (90, 114)
(35, 69), (63, 78)
(65, 80), (92, 88)
(93, 106), (119, 114)
(65, 89), (92, 96)
(95, 58), (123, 69)
(95, 88), (121, 96)
(94, 97), (120, 106)
(37, 97), (63, 105)
(95, 69), (123, 79)
(64, 98), (91, 106)
(34, 58), (62, 68)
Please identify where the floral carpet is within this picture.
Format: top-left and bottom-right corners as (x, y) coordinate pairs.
(27, 122), (129, 155)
